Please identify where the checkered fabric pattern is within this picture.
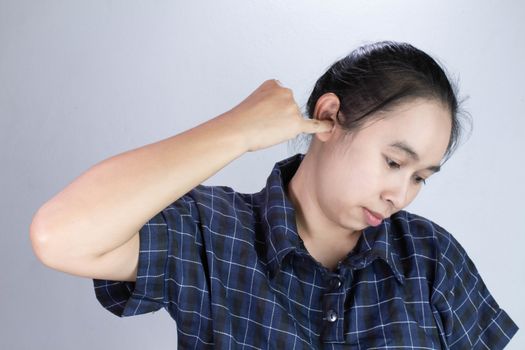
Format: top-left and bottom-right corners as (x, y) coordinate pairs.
(93, 153), (518, 349)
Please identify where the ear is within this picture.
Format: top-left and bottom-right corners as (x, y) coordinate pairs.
(313, 92), (340, 142)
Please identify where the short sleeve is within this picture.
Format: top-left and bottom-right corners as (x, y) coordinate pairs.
(92, 189), (204, 318)
(431, 231), (519, 349)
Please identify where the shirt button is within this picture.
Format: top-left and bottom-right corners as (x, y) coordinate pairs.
(325, 309), (338, 322)
(330, 277), (342, 290)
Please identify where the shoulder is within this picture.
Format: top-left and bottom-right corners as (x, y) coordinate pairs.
(397, 211), (523, 347)
(390, 210), (466, 255)
(166, 183), (257, 226)
(390, 210), (479, 286)
(387, 211), (481, 303)
(172, 184), (254, 211)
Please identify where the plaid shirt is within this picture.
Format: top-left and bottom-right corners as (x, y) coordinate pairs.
(93, 153), (518, 349)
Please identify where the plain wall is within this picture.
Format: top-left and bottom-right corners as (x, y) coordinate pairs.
(1, 0), (523, 348)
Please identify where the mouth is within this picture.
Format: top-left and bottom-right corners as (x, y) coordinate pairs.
(363, 207), (384, 227)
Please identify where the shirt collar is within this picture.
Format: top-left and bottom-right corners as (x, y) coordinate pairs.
(346, 217), (406, 285)
(257, 153), (405, 285)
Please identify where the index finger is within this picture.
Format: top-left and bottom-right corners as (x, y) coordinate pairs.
(301, 118), (335, 134)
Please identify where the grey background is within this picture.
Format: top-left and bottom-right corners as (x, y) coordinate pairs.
(1, 0), (523, 348)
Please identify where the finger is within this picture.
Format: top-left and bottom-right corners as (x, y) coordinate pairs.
(302, 119), (334, 134)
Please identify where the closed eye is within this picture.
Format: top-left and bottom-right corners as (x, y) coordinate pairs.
(414, 176), (427, 185)
(385, 156), (427, 185)
(385, 157), (400, 169)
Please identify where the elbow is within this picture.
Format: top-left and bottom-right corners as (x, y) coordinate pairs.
(29, 209), (58, 269)
(29, 207), (95, 274)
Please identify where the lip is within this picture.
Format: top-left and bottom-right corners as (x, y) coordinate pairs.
(366, 208), (385, 220)
(363, 207), (385, 227)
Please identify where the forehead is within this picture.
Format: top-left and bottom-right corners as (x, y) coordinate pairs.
(355, 99), (452, 161)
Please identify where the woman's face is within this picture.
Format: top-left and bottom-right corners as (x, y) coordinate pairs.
(312, 98), (452, 231)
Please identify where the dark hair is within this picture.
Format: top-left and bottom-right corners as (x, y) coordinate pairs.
(300, 40), (471, 164)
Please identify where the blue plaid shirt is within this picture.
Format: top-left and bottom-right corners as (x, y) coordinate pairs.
(93, 153), (518, 349)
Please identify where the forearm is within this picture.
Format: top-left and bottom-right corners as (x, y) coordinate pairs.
(30, 111), (248, 261)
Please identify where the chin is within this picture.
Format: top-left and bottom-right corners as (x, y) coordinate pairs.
(340, 215), (366, 233)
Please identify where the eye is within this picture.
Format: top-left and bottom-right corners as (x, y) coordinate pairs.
(414, 176), (427, 185)
(385, 156), (427, 185)
(385, 157), (401, 169)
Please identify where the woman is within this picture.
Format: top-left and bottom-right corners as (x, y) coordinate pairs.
(30, 41), (518, 349)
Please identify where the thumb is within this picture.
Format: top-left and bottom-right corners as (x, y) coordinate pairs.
(301, 118), (334, 134)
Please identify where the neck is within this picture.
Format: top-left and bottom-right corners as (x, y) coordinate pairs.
(286, 152), (362, 247)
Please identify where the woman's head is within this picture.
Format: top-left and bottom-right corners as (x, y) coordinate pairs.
(303, 40), (467, 164)
(301, 97), (452, 230)
(288, 41), (471, 235)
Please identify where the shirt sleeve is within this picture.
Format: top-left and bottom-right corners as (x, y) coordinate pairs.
(92, 188), (205, 318)
(430, 230), (519, 349)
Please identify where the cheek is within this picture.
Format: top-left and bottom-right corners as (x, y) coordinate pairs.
(406, 187), (421, 204)
(315, 151), (383, 207)
(342, 163), (382, 196)
(315, 166), (353, 210)
(326, 168), (372, 205)
(318, 174), (345, 202)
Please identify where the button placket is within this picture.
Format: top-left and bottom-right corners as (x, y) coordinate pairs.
(329, 277), (343, 290)
(320, 272), (346, 342)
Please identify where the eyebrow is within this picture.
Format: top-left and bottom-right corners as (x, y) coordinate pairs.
(388, 141), (442, 173)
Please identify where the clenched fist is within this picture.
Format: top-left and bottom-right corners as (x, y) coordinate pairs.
(221, 79), (334, 152)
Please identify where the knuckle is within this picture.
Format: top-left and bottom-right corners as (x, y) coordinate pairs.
(281, 87), (293, 97)
(266, 78), (280, 87)
(261, 79), (275, 89)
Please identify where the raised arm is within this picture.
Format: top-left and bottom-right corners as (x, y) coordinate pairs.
(29, 79), (333, 282)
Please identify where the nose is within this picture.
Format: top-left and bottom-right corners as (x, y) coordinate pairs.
(381, 177), (410, 210)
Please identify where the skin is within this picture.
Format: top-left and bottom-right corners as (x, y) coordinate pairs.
(286, 92), (452, 271)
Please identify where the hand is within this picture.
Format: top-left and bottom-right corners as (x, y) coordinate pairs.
(222, 79), (334, 152)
